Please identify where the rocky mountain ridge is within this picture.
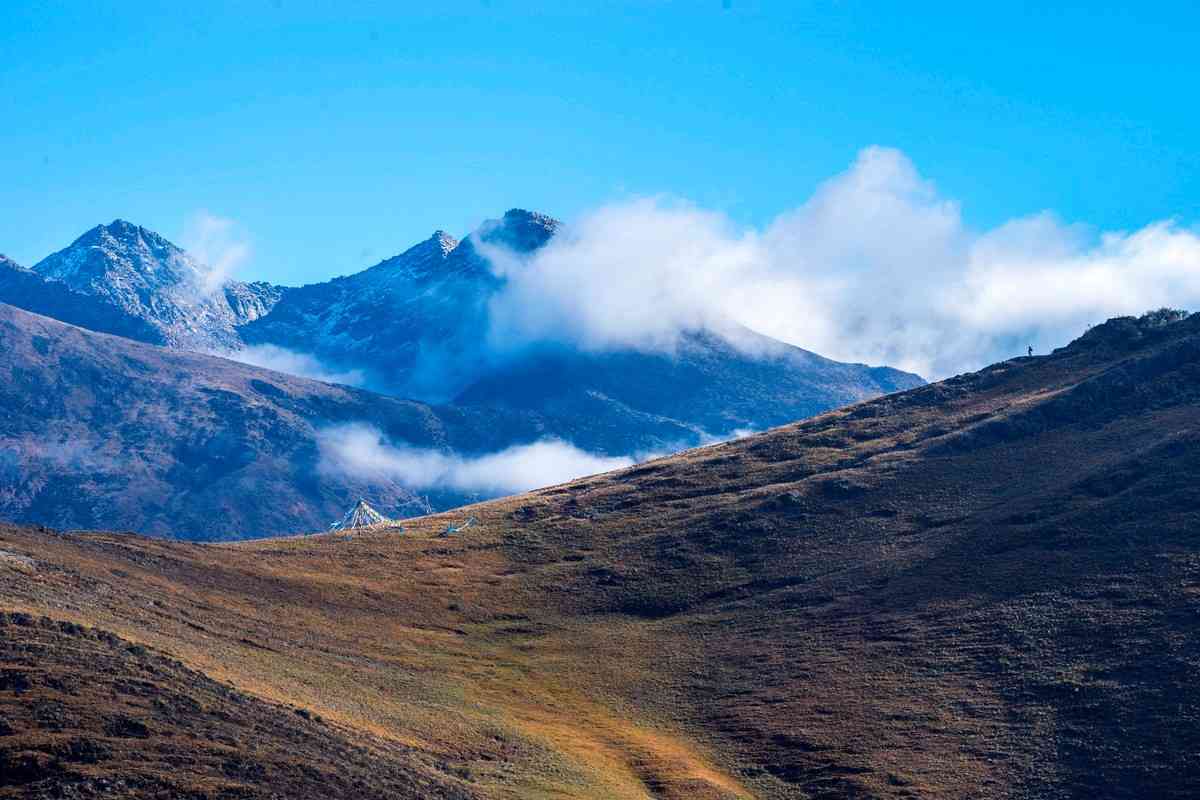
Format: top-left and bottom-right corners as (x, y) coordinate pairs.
(0, 211), (923, 458)
(23, 220), (282, 349)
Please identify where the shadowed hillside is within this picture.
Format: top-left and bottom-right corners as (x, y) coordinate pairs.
(1, 310), (1198, 798)
(0, 302), (549, 538)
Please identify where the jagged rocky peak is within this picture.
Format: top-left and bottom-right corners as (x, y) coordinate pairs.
(477, 208), (562, 253)
(34, 218), (203, 292)
(20, 219), (280, 350)
(430, 229), (460, 254)
(78, 218), (178, 258)
(0, 254), (24, 271)
(358, 228), (462, 283)
(408, 228), (461, 262)
(95, 218), (150, 239)
(504, 208), (560, 229)
(346, 210), (556, 286)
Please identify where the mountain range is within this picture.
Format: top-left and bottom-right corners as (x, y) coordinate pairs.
(0, 211), (922, 535)
(1, 309), (1195, 798)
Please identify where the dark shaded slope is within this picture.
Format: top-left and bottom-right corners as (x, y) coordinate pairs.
(0, 255), (164, 344)
(466, 309), (1199, 798)
(0, 302), (551, 539)
(453, 329), (921, 444)
(0, 311), (1195, 798)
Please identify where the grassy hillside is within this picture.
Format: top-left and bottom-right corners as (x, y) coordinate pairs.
(2, 311), (1198, 798)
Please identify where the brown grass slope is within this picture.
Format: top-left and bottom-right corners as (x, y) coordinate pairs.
(1, 310), (1198, 799)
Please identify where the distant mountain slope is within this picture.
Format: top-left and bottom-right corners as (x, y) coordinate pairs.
(238, 211), (557, 399)
(451, 327), (920, 440)
(242, 209), (924, 449)
(25, 220), (281, 350)
(0, 254), (163, 343)
(0, 310), (1196, 798)
(0, 302), (559, 539)
(3, 213), (921, 457)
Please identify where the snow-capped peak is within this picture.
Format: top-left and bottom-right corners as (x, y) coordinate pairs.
(34, 219), (204, 292)
(476, 209), (561, 253)
(25, 221), (279, 350)
(430, 230), (460, 255)
(355, 229), (462, 284)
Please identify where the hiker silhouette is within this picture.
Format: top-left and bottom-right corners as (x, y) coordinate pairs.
(1027, 345), (1033, 357)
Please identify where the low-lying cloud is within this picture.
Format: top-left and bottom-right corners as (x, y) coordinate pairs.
(317, 424), (637, 494)
(218, 344), (366, 387)
(482, 147), (1200, 378)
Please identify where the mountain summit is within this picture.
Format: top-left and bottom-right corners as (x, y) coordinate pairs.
(353, 230), (462, 285)
(34, 219), (199, 291)
(26, 220), (280, 350)
(477, 208), (561, 252)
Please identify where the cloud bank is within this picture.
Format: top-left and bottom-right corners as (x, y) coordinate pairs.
(216, 344), (367, 387)
(317, 424), (636, 494)
(483, 147), (1200, 378)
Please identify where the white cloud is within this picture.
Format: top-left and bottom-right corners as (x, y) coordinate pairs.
(317, 424), (636, 494)
(216, 344), (366, 386)
(478, 146), (1200, 378)
(480, 199), (758, 353)
(180, 210), (252, 294)
(5, 437), (122, 472)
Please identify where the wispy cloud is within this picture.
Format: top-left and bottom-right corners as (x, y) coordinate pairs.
(215, 344), (367, 387)
(0, 437), (123, 475)
(479, 147), (1200, 378)
(180, 210), (252, 294)
(317, 424), (637, 494)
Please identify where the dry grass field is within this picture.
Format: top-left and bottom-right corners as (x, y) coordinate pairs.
(2, 311), (1199, 798)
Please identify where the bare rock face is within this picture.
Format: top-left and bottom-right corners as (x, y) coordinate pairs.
(223, 281), (284, 324)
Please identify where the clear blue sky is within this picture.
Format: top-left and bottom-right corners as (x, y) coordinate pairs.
(2, 1), (1197, 285)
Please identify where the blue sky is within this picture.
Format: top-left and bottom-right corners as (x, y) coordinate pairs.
(1, 1), (1197, 286)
